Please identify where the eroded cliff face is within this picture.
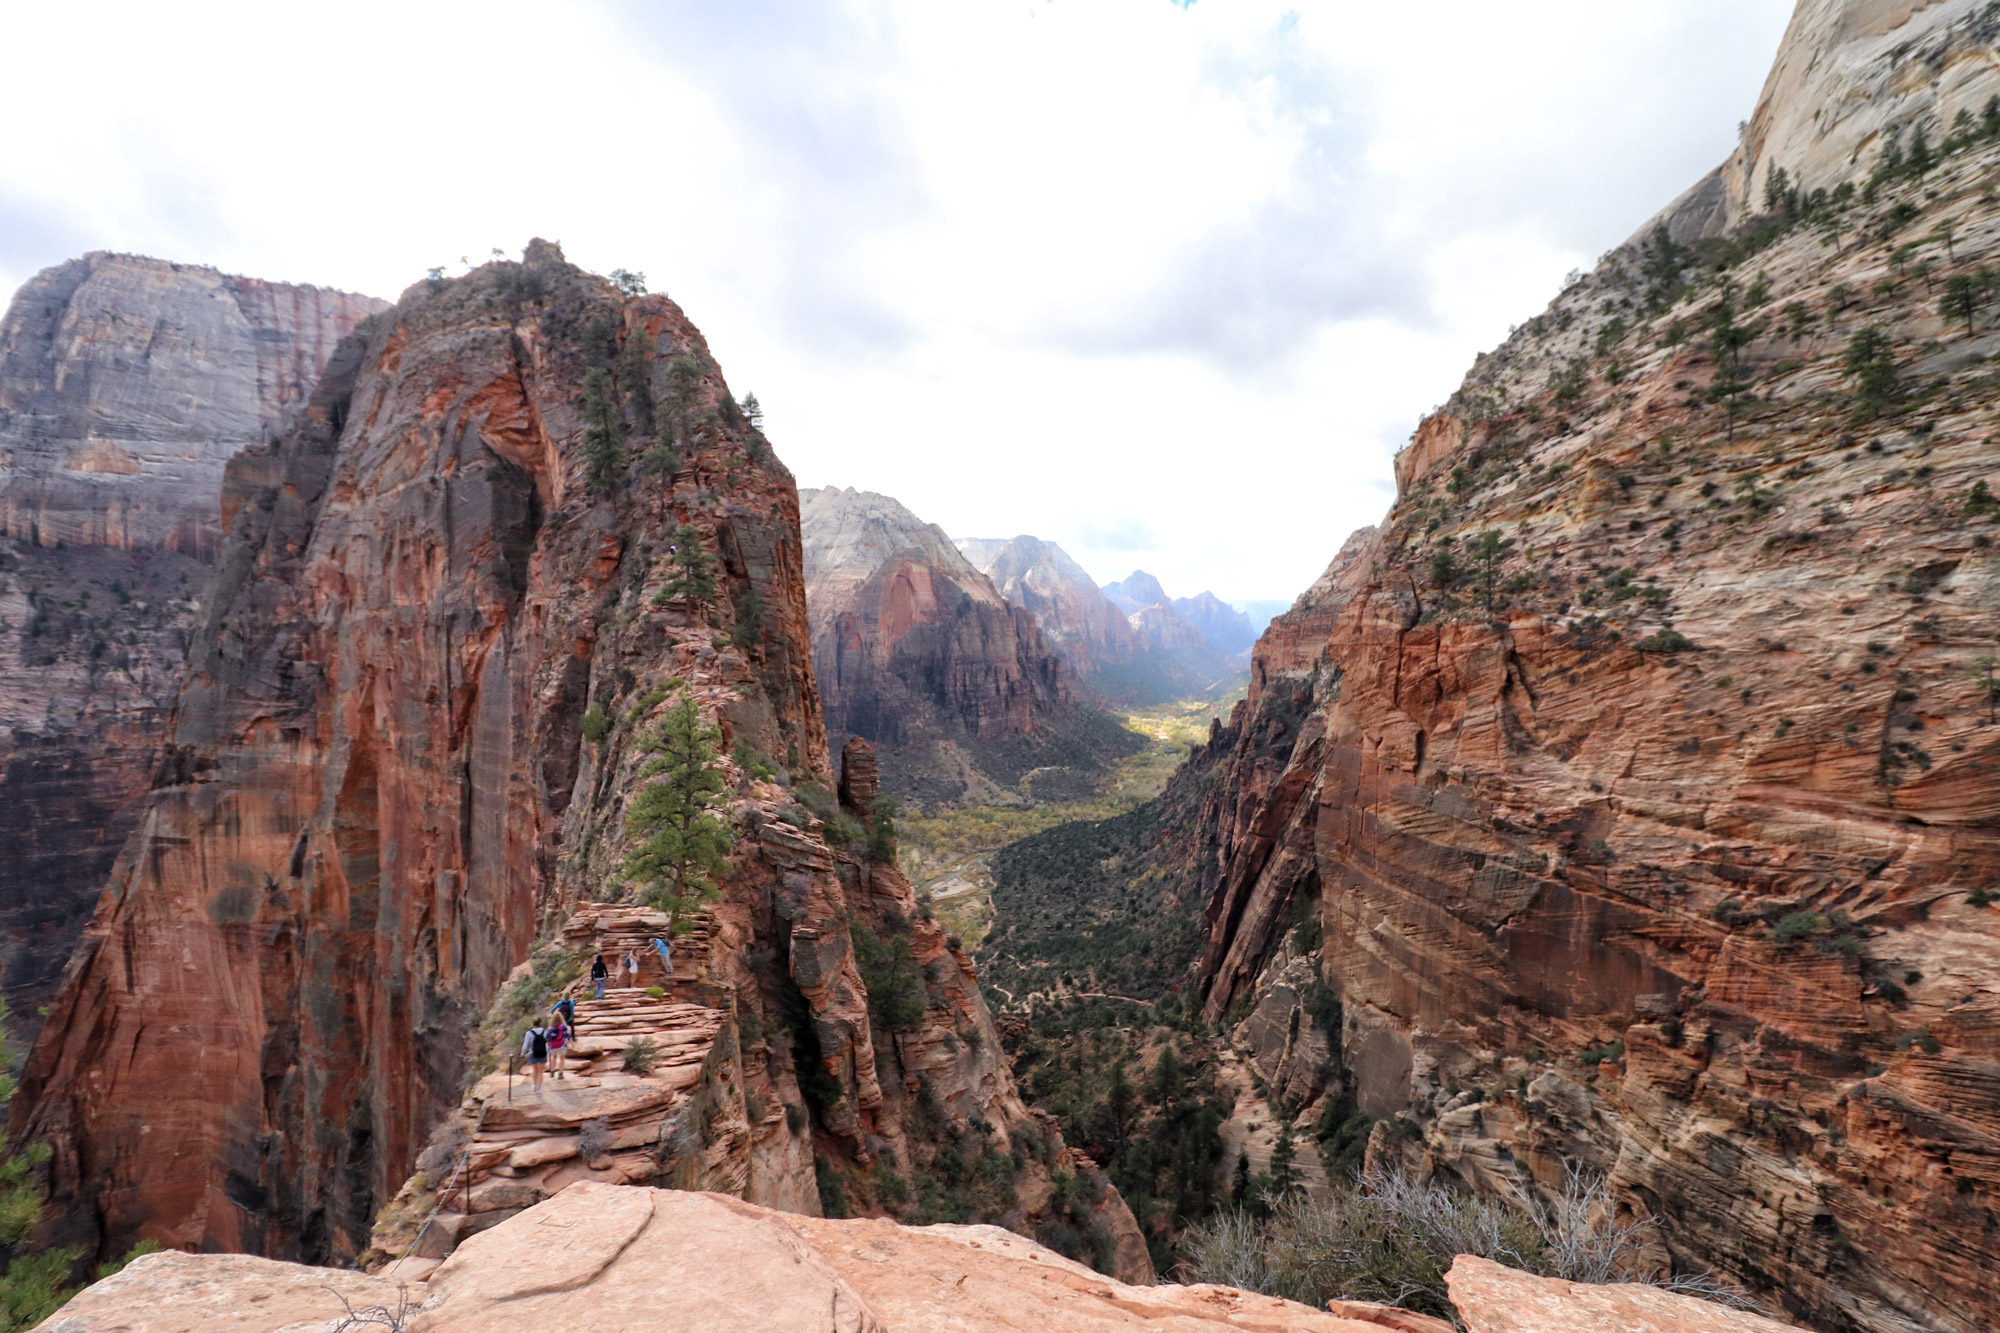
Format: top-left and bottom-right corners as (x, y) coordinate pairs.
(14, 246), (1143, 1279)
(1183, 24), (2000, 1333)
(0, 255), (382, 1032)
(958, 535), (1238, 705)
(802, 489), (1138, 803)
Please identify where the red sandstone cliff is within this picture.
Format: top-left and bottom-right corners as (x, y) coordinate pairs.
(1180, 7), (2000, 1331)
(12, 245), (1143, 1278)
(802, 489), (1139, 804)
(0, 255), (382, 1033)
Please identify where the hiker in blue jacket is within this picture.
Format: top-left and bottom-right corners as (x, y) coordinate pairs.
(649, 935), (674, 978)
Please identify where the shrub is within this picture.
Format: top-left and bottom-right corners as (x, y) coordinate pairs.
(1772, 911), (1828, 945)
(1579, 1039), (1625, 1067)
(578, 1117), (612, 1161)
(645, 985), (666, 1000)
(1636, 629), (1692, 653)
(1180, 1166), (1751, 1320)
(580, 707), (610, 745)
(623, 1037), (660, 1074)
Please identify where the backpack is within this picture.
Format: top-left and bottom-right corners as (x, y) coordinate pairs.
(549, 1020), (568, 1049)
(555, 997), (575, 1024)
(529, 1027), (548, 1061)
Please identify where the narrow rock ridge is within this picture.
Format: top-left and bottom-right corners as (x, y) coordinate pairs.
(0, 254), (383, 1036)
(1175, 10), (2000, 1332)
(12, 245), (1143, 1283)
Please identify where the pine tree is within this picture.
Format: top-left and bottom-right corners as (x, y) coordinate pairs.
(1844, 327), (1902, 421)
(1151, 1045), (1184, 1103)
(619, 332), (656, 432)
(1972, 652), (1999, 725)
(581, 368), (624, 493)
(1267, 1122), (1302, 1200)
(624, 695), (734, 931)
(741, 392), (764, 431)
(1705, 285), (1757, 442)
(658, 523), (718, 604)
(1473, 529), (1512, 611)
(1231, 1147), (1251, 1207)
(1985, 95), (2000, 140)
(1107, 1061), (1136, 1140)
(1908, 125), (1934, 176)
(1942, 274), (1981, 335)
(664, 357), (705, 454)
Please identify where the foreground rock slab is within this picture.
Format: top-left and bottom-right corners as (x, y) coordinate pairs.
(43, 1184), (1402, 1332)
(1446, 1256), (1800, 1333)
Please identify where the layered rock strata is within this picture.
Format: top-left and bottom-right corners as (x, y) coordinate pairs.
(15, 247), (1140, 1280)
(801, 488), (1138, 802)
(1180, 10), (2000, 1333)
(0, 255), (381, 1031)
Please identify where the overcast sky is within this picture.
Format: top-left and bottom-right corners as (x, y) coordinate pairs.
(0, 0), (1793, 603)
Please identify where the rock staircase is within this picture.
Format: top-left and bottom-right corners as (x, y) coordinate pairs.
(372, 903), (746, 1278)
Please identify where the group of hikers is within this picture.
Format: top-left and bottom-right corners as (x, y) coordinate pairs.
(518, 936), (675, 1091)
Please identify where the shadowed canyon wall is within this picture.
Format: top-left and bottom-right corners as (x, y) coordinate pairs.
(1181, 5), (2000, 1331)
(0, 254), (382, 1031)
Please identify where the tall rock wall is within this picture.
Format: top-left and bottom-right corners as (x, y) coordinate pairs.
(1180, 14), (2000, 1333)
(13, 246), (1143, 1278)
(802, 490), (1138, 803)
(0, 255), (382, 1031)
(960, 537), (1244, 705)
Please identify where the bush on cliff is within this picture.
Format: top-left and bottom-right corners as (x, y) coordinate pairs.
(1182, 1165), (1753, 1320)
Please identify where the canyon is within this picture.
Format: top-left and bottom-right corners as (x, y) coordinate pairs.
(1172, 3), (2000, 1331)
(10, 247), (1140, 1279)
(801, 487), (1140, 803)
(0, 255), (382, 1033)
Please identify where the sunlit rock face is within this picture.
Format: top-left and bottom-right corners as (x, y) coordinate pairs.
(0, 254), (382, 1036)
(1176, 8), (2000, 1332)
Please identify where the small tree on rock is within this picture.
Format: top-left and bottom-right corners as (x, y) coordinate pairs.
(624, 695), (733, 932)
(1843, 327), (1902, 421)
(659, 523), (718, 604)
(581, 368), (624, 493)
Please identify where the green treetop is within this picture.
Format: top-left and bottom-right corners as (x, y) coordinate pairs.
(580, 367), (625, 493)
(623, 695), (734, 933)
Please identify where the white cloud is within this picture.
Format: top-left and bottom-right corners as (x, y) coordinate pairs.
(0, 0), (1792, 601)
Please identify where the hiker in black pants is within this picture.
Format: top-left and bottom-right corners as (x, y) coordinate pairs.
(591, 952), (610, 1000)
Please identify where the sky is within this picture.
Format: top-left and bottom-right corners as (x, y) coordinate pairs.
(0, 0), (1793, 603)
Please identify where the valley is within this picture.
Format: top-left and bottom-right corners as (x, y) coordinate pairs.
(4, 4), (1999, 1332)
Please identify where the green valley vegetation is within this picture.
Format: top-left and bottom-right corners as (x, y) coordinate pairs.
(623, 694), (733, 932)
(0, 998), (158, 1328)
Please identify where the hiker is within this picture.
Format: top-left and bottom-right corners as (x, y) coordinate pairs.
(522, 1019), (550, 1091)
(551, 994), (576, 1036)
(649, 934), (674, 978)
(548, 1012), (570, 1080)
(623, 950), (639, 988)
(591, 952), (609, 1000)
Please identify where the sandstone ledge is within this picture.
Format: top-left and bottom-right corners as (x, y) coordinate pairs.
(41, 1183), (1808, 1333)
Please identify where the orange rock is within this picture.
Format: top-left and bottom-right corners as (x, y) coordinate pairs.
(1445, 1256), (1803, 1333)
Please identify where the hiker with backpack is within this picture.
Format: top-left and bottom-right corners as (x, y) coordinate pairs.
(547, 1010), (571, 1080)
(623, 950), (639, 988)
(590, 952), (609, 1000)
(522, 1019), (551, 1092)
(649, 935), (674, 979)
(551, 994), (576, 1035)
